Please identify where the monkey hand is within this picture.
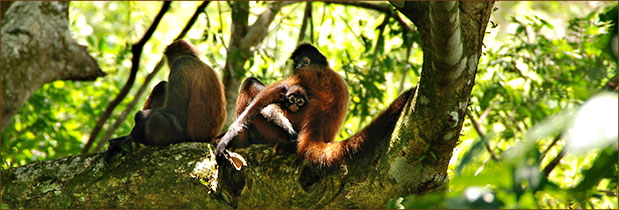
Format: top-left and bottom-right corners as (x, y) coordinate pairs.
(216, 121), (246, 156)
(104, 136), (134, 162)
(275, 84), (289, 101)
(215, 134), (231, 157)
(261, 104), (297, 137)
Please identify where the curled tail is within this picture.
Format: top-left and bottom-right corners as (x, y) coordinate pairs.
(303, 88), (415, 166)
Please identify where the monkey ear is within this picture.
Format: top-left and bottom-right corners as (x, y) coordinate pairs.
(302, 57), (311, 65)
(295, 57), (311, 69)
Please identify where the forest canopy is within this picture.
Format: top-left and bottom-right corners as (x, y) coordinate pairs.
(1, 1), (617, 209)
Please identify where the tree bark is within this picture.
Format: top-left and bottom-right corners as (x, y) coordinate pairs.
(1, 2), (495, 208)
(387, 1), (494, 194)
(1, 139), (432, 208)
(222, 2), (286, 126)
(1, 1), (105, 131)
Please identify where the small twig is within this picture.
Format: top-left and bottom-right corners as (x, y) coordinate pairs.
(465, 109), (499, 161)
(504, 106), (526, 134)
(335, 12), (363, 45)
(542, 147), (565, 177)
(327, 1), (413, 34)
(369, 15), (389, 71)
(398, 44), (413, 93)
(392, 12), (414, 34)
(92, 1), (210, 153)
(478, 101), (498, 123)
(542, 134), (562, 157)
(598, 190), (617, 197)
(603, 73), (618, 91)
(316, 3), (328, 41)
(309, 5), (314, 43)
(83, 2), (171, 154)
(297, 2), (312, 44)
(216, 2), (229, 51)
(509, 60), (530, 80)
(358, 14), (389, 131)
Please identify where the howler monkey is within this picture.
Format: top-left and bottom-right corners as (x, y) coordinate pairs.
(106, 40), (226, 159)
(217, 43), (414, 166)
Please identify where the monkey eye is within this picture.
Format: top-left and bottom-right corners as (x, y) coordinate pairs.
(297, 98), (304, 106)
(288, 95), (295, 103)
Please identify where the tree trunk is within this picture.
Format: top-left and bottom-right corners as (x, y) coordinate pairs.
(1, 1), (105, 131)
(386, 1), (495, 194)
(222, 2), (285, 126)
(1, 2), (494, 208)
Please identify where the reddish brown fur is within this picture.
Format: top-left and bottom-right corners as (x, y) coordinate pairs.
(184, 60), (226, 141)
(217, 59), (350, 165)
(231, 77), (413, 166)
(166, 40), (226, 142)
(218, 44), (414, 166)
(227, 78), (294, 147)
(300, 88), (413, 165)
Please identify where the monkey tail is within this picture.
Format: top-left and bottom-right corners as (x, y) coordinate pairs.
(303, 88), (414, 166)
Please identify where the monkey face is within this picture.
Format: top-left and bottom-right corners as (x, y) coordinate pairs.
(280, 86), (308, 113)
(287, 94), (306, 112)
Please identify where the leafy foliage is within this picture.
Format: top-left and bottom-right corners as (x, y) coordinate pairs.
(1, 1), (616, 209)
(389, 3), (618, 209)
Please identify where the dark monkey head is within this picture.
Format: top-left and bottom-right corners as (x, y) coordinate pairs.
(290, 43), (328, 70)
(143, 81), (168, 110)
(164, 40), (200, 62)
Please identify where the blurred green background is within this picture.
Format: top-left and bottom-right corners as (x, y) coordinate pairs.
(1, 1), (617, 209)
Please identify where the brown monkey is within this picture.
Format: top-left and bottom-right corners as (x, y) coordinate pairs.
(219, 77), (301, 150)
(106, 40), (226, 159)
(142, 81), (168, 110)
(280, 85), (307, 112)
(217, 43), (414, 166)
(132, 81), (168, 125)
(105, 80), (170, 160)
(217, 43), (350, 165)
(133, 39), (226, 145)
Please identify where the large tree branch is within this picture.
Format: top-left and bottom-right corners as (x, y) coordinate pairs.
(2, 135), (419, 208)
(239, 2), (284, 50)
(92, 1), (211, 153)
(1, 1), (105, 131)
(1, 2), (496, 208)
(388, 1), (495, 194)
(82, 2), (171, 154)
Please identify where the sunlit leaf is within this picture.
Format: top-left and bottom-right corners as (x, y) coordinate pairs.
(564, 93), (619, 154)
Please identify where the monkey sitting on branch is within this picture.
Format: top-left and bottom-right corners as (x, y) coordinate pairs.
(105, 40), (226, 160)
(217, 43), (414, 167)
